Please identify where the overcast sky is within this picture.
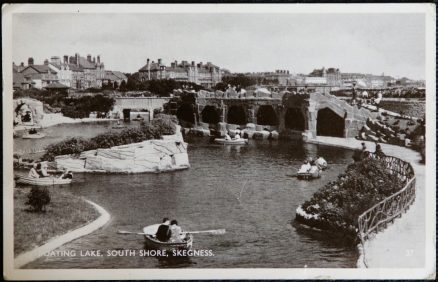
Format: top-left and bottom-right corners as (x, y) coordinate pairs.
(12, 13), (425, 79)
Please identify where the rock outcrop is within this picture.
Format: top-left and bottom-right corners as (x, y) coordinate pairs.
(55, 126), (190, 173)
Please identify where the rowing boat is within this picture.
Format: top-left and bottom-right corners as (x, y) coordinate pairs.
(17, 176), (72, 186)
(143, 225), (193, 251)
(296, 171), (321, 180)
(214, 138), (248, 145)
(22, 132), (46, 139)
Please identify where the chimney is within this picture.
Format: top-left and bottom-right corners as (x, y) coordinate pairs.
(158, 58), (162, 65)
(191, 61), (195, 67)
(44, 59), (49, 65)
(75, 53), (80, 67)
(171, 62), (175, 68)
(28, 57), (34, 65)
(97, 55), (100, 64)
(64, 55), (68, 63)
(87, 54), (92, 62)
(147, 58), (150, 65)
(175, 60), (177, 66)
(69, 56), (75, 64)
(93, 57), (96, 63)
(20, 62), (24, 67)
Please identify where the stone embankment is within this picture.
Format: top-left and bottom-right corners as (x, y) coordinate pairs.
(54, 126), (190, 173)
(184, 122), (280, 140)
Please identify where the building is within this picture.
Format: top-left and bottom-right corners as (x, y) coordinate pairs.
(309, 67), (341, 87)
(18, 58), (59, 89)
(103, 71), (128, 87)
(13, 53), (106, 90)
(138, 58), (222, 88)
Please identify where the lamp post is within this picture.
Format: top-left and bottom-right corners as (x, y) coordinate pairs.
(352, 81), (357, 104)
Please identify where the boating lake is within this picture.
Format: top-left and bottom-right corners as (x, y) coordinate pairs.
(15, 122), (359, 268)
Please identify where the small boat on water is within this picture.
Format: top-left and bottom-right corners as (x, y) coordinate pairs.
(22, 131), (46, 139)
(296, 171), (321, 180)
(142, 225), (193, 251)
(17, 176), (72, 186)
(214, 138), (248, 145)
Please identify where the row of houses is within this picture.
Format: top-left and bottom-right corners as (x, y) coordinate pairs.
(138, 58), (222, 88)
(13, 54), (127, 91)
(226, 67), (416, 89)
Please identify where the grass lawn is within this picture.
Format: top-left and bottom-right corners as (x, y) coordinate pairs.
(14, 187), (99, 256)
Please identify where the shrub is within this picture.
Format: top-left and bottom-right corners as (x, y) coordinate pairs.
(26, 187), (51, 212)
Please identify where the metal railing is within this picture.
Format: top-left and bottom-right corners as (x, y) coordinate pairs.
(357, 153), (416, 267)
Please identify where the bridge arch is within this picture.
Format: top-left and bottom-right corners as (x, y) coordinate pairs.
(201, 106), (221, 124)
(176, 103), (196, 124)
(256, 105), (278, 126)
(316, 107), (344, 137)
(227, 105), (247, 125)
(285, 107), (305, 131)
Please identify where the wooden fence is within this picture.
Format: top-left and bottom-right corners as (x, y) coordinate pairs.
(357, 153), (416, 267)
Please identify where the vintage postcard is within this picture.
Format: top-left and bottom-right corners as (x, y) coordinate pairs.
(3, 3), (436, 280)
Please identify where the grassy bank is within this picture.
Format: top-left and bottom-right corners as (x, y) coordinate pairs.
(14, 187), (99, 256)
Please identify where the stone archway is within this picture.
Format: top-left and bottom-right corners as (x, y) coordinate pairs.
(316, 107), (344, 137)
(285, 107), (305, 131)
(256, 105), (278, 126)
(201, 105), (221, 124)
(176, 103), (196, 124)
(227, 105), (247, 125)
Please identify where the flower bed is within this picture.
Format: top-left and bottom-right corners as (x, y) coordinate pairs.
(296, 157), (404, 242)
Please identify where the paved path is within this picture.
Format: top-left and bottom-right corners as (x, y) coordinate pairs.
(307, 136), (427, 268)
(14, 200), (110, 269)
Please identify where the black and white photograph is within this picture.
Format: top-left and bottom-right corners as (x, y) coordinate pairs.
(3, 3), (436, 280)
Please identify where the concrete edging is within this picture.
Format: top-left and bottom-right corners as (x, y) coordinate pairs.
(14, 199), (111, 269)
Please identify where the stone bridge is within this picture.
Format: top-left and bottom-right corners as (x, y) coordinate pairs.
(114, 97), (170, 121)
(173, 92), (372, 139)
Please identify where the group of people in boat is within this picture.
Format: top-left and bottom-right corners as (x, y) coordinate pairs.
(155, 217), (185, 243)
(28, 162), (73, 180)
(297, 156), (327, 174)
(224, 132), (241, 141)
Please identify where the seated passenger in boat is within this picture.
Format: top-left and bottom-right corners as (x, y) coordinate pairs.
(308, 164), (320, 175)
(169, 219), (184, 243)
(315, 156), (327, 169)
(224, 133), (231, 141)
(155, 218), (171, 242)
(28, 163), (39, 178)
(298, 160), (311, 174)
(233, 133), (241, 140)
(36, 162), (50, 178)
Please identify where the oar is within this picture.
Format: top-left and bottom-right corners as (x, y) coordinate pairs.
(182, 229), (226, 235)
(118, 229), (226, 236)
(117, 230), (149, 235)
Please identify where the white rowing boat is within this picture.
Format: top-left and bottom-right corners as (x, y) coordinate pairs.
(17, 176), (72, 186)
(214, 138), (248, 145)
(22, 133), (46, 139)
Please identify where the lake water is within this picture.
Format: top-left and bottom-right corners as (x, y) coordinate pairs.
(15, 123), (358, 268)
